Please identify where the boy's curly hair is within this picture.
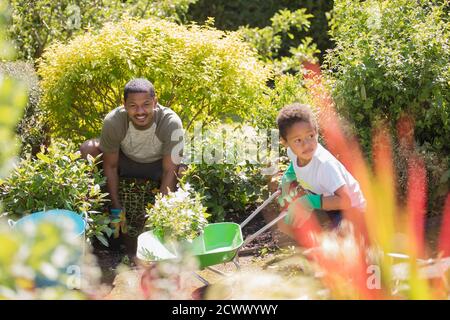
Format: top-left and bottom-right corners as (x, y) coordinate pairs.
(276, 103), (318, 140)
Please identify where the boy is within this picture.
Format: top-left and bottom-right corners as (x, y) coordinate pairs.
(276, 103), (366, 236)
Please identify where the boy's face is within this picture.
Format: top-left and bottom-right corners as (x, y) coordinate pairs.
(124, 92), (157, 128)
(281, 121), (318, 165)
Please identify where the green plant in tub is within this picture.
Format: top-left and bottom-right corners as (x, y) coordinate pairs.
(145, 184), (209, 241)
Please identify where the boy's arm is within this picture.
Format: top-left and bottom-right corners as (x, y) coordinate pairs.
(280, 161), (297, 185)
(295, 184), (352, 212)
(285, 158), (352, 213)
(297, 160), (351, 211)
(321, 184), (352, 211)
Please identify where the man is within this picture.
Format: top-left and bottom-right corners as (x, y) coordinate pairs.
(80, 78), (184, 239)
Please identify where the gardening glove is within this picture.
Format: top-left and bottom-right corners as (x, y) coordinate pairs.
(110, 208), (128, 238)
(283, 194), (322, 225)
(277, 161), (299, 208)
(298, 194), (322, 210)
(278, 180), (300, 209)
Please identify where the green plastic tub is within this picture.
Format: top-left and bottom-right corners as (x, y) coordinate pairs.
(189, 222), (243, 269)
(136, 222), (243, 269)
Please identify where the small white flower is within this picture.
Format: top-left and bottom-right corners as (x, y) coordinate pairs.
(146, 184), (209, 240)
(11, 264), (35, 279)
(51, 246), (72, 268)
(238, 172), (248, 181)
(40, 262), (59, 280)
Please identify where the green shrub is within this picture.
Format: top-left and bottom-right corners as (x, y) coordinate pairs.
(253, 73), (312, 129)
(145, 184), (209, 241)
(324, 0), (450, 158)
(181, 162), (269, 222)
(188, 0), (333, 58)
(38, 17), (271, 142)
(0, 141), (112, 244)
(238, 8), (320, 74)
(0, 72), (27, 179)
(392, 139), (450, 217)
(0, 0), (27, 178)
(8, 0), (199, 61)
(180, 123), (271, 222)
(0, 62), (48, 157)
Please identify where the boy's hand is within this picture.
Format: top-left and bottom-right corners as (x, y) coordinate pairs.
(283, 194), (322, 225)
(110, 208), (128, 238)
(277, 180), (300, 208)
(277, 161), (298, 208)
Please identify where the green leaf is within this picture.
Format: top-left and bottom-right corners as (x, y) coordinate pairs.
(96, 234), (109, 247)
(104, 227), (113, 238)
(36, 153), (51, 164)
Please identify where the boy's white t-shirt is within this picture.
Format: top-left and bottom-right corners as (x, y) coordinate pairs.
(287, 144), (366, 210)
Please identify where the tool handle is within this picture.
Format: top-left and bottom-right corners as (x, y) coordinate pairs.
(239, 190), (281, 229)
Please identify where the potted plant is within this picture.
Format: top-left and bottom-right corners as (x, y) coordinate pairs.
(144, 183), (210, 244)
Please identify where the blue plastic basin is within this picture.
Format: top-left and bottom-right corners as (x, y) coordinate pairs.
(10, 209), (86, 238)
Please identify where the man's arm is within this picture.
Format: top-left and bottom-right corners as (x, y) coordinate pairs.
(103, 151), (121, 208)
(159, 154), (179, 195)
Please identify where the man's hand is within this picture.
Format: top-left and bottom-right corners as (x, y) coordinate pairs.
(110, 208), (128, 238)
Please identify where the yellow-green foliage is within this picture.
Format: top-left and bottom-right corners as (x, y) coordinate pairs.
(38, 18), (272, 142)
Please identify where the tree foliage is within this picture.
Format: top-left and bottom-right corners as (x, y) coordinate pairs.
(8, 0), (198, 60)
(188, 0), (333, 58)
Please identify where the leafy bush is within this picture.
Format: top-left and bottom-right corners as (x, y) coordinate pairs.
(0, 62), (48, 157)
(0, 141), (111, 243)
(180, 123), (271, 222)
(238, 8), (320, 74)
(38, 17), (271, 142)
(180, 162), (269, 222)
(324, 0), (450, 158)
(188, 0), (333, 58)
(8, 0), (199, 61)
(0, 0), (27, 178)
(0, 2), (101, 299)
(145, 184), (209, 240)
(393, 140), (450, 217)
(253, 73), (312, 129)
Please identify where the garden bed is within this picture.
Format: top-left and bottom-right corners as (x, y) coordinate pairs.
(92, 201), (295, 286)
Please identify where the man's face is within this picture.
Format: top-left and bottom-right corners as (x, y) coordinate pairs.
(124, 92), (156, 128)
(282, 121), (318, 166)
